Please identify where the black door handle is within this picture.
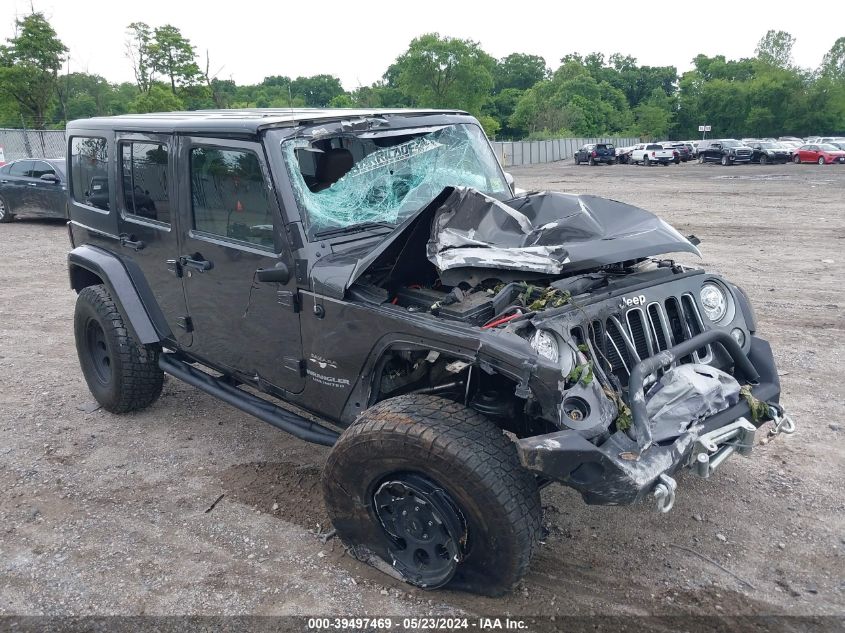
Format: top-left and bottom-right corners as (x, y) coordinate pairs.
(119, 234), (146, 251)
(180, 254), (213, 272)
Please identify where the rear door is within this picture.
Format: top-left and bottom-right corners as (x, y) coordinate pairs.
(176, 136), (305, 393)
(1, 160), (33, 213)
(114, 132), (193, 347)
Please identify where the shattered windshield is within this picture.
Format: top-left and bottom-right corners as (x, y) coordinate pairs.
(281, 123), (509, 237)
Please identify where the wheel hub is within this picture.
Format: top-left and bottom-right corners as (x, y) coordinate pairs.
(373, 473), (466, 588)
(85, 319), (112, 385)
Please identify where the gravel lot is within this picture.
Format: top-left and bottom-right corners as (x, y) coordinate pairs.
(1, 160), (843, 622)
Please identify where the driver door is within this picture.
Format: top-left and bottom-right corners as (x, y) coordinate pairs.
(175, 136), (306, 393)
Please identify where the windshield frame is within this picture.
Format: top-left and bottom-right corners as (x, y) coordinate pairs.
(267, 117), (511, 242)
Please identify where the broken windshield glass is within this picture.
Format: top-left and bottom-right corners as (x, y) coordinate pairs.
(281, 123), (509, 236)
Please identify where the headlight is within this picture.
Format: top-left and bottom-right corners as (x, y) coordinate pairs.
(700, 283), (728, 322)
(530, 330), (559, 363)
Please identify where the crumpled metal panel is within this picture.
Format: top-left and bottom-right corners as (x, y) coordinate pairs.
(645, 364), (741, 443)
(426, 188), (700, 275)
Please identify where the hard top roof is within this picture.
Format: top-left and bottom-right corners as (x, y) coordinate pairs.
(66, 108), (471, 135)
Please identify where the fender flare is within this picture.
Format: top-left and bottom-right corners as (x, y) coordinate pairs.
(68, 245), (171, 345)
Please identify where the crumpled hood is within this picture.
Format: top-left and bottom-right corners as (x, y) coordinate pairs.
(310, 187), (700, 298)
(427, 187), (700, 276)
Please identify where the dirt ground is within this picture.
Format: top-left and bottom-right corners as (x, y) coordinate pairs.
(1, 160), (843, 623)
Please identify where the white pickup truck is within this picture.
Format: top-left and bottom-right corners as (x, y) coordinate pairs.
(630, 143), (675, 166)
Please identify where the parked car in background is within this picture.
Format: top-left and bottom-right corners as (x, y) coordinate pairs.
(793, 143), (845, 164)
(574, 143), (616, 165)
(829, 141), (845, 152)
(662, 142), (691, 163)
(777, 140), (802, 157)
(748, 141), (791, 165)
(629, 143), (675, 165)
(778, 136), (804, 144)
(0, 158), (67, 222)
(697, 139), (753, 165)
(614, 145), (636, 164)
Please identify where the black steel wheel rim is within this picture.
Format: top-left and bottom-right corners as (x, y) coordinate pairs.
(372, 473), (466, 588)
(85, 319), (112, 385)
(0, 197), (6, 219)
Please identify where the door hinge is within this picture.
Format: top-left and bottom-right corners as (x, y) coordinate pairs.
(176, 316), (194, 332)
(283, 357), (306, 376)
(276, 290), (300, 313)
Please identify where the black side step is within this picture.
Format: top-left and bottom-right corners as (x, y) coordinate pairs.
(158, 354), (339, 446)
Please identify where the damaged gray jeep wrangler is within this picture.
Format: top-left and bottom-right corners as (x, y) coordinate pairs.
(65, 109), (793, 596)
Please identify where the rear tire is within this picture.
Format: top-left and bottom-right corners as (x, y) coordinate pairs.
(643, 156), (650, 166)
(74, 285), (164, 413)
(589, 157), (596, 166)
(0, 194), (14, 223)
(322, 394), (541, 596)
(759, 155), (768, 165)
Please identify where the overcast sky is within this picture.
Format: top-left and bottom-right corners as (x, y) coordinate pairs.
(2, 1), (842, 89)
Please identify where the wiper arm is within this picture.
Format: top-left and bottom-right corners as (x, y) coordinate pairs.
(314, 222), (396, 239)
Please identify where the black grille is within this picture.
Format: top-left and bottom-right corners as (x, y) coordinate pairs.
(589, 294), (711, 387)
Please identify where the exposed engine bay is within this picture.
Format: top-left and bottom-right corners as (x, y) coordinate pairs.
(333, 187), (757, 454)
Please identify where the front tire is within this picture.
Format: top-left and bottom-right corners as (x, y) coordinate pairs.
(793, 155), (801, 164)
(0, 194), (14, 223)
(74, 285), (164, 413)
(322, 395), (541, 596)
(818, 156), (825, 165)
(721, 155), (730, 166)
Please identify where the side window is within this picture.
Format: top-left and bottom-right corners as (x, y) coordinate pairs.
(30, 161), (55, 178)
(120, 142), (170, 224)
(9, 161), (32, 177)
(70, 137), (109, 211)
(190, 147), (273, 249)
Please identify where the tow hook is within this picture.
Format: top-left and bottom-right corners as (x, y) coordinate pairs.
(653, 473), (677, 513)
(767, 405), (797, 437)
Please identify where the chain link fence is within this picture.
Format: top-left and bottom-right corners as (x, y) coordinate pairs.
(0, 127), (639, 169)
(491, 137), (639, 167)
(0, 128), (66, 163)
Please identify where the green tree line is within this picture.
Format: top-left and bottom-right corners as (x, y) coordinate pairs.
(1, 12), (843, 140)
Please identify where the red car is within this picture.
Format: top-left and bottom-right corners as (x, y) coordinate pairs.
(793, 143), (845, 165)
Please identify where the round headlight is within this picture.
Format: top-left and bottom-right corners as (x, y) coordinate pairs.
(730, 327), (746, 348)
(530, 330), (559, 363)
(700, 283), (728, 322)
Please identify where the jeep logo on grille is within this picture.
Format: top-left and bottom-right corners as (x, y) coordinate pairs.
(618, 294), (647, 310)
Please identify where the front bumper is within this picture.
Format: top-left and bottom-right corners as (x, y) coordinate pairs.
(517, 335), (780, 506)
